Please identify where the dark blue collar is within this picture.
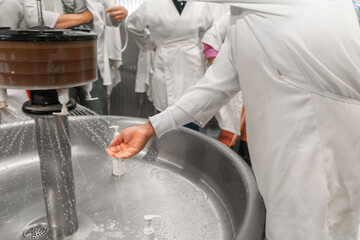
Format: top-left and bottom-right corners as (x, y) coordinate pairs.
(172, 0), (187, 15)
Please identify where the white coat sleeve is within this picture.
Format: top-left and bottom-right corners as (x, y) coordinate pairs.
(215, 91), (242, 135)
(149, 106), (195, 137)
(23, 0), (61, 28)
(126, 3), (156, 51)
(202, 13), (230, 51)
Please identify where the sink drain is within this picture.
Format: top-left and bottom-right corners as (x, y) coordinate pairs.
(23, 223), (49, 239)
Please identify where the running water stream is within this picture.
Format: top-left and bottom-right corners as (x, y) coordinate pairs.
(0, 104), (236, 240)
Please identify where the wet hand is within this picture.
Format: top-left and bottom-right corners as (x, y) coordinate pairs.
(106, 6), (128, 22)
(106, 122), (156, 159)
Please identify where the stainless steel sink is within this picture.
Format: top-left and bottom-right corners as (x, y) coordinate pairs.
(0, 116), (265, 240)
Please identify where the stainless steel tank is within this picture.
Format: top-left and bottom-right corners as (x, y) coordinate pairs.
(0, 116), (265, 240)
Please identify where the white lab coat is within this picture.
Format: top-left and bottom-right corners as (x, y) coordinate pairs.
(215, 91), (242, 135)
(135, 49), (154, 95)
(86, 0), (122, 94)
(122, 0), (151, 94)
(202, 10), (243, 135)
(172, 0), (360, 239)
(126, 0), (217, 111)
(0, 0), (24, 28)
(23, 0), (63, 28)
(202, 8), (230, 52)
(23, 0), (123, 93)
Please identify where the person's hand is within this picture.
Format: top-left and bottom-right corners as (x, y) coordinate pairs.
(106, 6), (128, 22)
(106, 122), (156, 159)
(80, 10), (93, 24)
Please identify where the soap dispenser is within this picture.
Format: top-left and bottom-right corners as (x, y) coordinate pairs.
(144, 215), (161, 240)
(109, 125), (126, 176)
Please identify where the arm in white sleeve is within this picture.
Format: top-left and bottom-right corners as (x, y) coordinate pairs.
(126, 3), (156, 51)
(23, 0), (61, 28)
(149, 106), (195, 138)
(202, 13), (230, 51)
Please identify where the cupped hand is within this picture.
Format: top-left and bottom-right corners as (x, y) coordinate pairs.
(106, 122), (156, 159)
(106, 6), (128, 22)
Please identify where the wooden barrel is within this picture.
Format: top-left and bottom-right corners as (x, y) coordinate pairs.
(0, 29), (97, 90)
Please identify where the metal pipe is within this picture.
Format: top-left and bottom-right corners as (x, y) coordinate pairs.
(35, 115), (78, 237)
(36, 0), (45, 29)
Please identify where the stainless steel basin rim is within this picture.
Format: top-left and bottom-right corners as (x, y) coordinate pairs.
(0, 116), (265, 240)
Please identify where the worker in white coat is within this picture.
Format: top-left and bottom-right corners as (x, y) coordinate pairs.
(126, 1), (222, 121)
(23, 0), (126, 114)
(107, 0), (360, 239)
(121, 1), (155, 97)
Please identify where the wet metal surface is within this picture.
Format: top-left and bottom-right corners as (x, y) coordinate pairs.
(0, 116), (265, 240)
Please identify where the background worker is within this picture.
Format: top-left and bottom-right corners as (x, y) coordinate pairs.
(23, 0), (127, 115)
(126, 0), (226, 131)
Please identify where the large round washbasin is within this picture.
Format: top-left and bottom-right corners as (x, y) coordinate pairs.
(0, 116), (265, 239)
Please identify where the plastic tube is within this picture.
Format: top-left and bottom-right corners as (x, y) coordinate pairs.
(84, 83), (98, 101)
(53, 88), (69, 115)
